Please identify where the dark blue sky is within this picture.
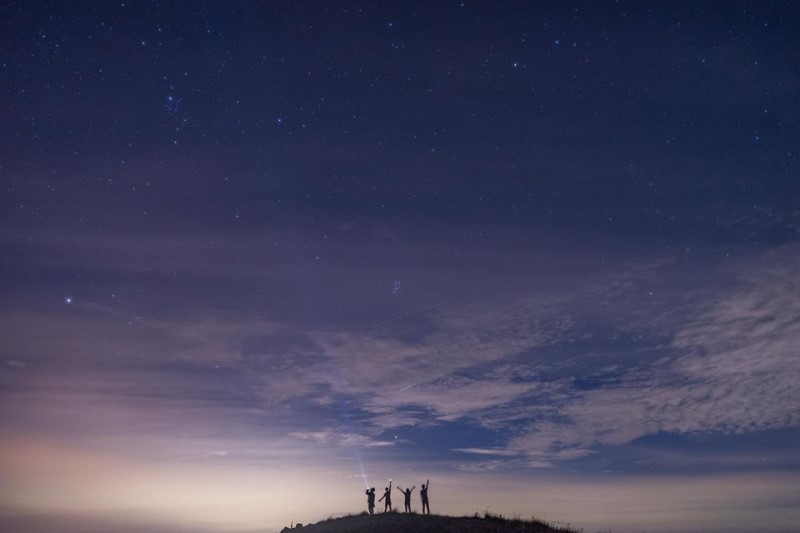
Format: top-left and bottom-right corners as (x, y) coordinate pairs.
(2, 2), (799, 532)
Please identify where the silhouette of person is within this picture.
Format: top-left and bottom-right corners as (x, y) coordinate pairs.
(378, 480), (392, 512)
(420, 479), (430, 514)
(366, 487), (376, 515)
(396, 485), (416, 513)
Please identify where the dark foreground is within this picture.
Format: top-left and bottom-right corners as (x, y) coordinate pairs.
(283, 512), (578, 533)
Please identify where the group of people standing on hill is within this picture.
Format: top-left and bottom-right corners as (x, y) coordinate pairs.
(365, 479), (430, 515)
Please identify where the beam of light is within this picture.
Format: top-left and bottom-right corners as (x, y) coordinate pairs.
(323, 346), (371, 490)
(353, 445), (369, 490)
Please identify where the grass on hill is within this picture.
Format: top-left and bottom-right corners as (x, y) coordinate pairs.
(281, 510), (580, 533)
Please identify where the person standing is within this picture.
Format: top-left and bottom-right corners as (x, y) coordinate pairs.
(420, 479), (430, 514)
(378, 480), (392, 512)
(396, 485), (415, 513)
(366, 487), (376, 515)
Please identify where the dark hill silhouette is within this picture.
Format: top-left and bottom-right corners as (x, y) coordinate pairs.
(281, 511), (578, 533)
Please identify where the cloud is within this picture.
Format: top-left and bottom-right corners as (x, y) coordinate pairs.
(4, 225), (799, 473)
(453, 447), (520, 457)
(504, 246), (800, 460)
(289, 429), (395, 448)
(456, 459), (510, 472)
(670, 252), (800, 432)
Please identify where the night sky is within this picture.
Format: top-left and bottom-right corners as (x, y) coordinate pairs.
(2, 2), (800, 532)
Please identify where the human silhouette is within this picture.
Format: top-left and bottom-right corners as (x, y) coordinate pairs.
(378, 480), (392, 512)
(366, 487), (376, 515)
(420, 479), (430, 514)
(396, 485), (416, 513)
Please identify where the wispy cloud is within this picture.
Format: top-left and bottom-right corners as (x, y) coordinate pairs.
(3, 226), (799, 473)
(503, 246), (800, 461)
(453, 447), (520, 457)
(289, 429), (395, 448)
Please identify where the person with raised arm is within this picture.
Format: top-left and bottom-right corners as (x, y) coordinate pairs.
(378, 480), (392, 512)
(420, 479), (430, 514)
(396, 485), (415, 513)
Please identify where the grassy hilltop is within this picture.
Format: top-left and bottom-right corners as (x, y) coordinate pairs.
(282, 511), (579, 533)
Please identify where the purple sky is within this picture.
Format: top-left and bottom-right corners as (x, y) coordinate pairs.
(2, 2), (800, 532)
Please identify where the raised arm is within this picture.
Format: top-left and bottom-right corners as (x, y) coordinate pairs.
(410, 486), (416, 493)
(396, 486), (404, 493)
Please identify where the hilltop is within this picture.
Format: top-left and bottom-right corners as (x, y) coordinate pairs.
(281, 511), (579, 533)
